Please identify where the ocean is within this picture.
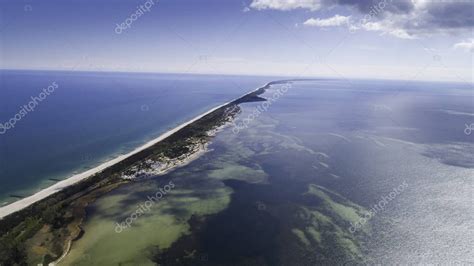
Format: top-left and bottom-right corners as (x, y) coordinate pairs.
(61, 78), (473, 264)
(1, 74), (472, 264)
(0, 70), (269, 205)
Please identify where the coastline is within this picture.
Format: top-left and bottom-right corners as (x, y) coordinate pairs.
(0, 83), (270, 219)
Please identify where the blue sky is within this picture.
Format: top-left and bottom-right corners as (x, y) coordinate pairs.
(0, 0), (472, 82)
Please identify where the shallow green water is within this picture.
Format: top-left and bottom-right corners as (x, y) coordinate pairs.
(63, 80), (474, 264)
(62, 102), (368, 265)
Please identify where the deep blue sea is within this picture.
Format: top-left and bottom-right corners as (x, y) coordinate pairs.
(0, 70), (270, 205)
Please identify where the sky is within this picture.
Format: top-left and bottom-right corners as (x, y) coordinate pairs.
(0, 0), (472, 82)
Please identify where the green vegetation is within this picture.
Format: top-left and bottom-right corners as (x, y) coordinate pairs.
(292, 228), (311, 246)
(305, 184), (367, 225)
(0, 96), (251, 265)
(296, 184), (368, 262)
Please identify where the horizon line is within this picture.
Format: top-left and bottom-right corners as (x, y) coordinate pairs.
(0, 67), (471, 85)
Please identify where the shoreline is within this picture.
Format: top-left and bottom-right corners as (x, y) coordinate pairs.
(0, 83), (270, 219)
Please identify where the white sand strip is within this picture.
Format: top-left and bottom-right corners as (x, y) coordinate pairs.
(0, 84), (269, 219)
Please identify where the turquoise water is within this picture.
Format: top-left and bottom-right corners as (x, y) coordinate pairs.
(0, 70), (270, 205)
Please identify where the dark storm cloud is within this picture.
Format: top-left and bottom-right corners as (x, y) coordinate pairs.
(393, 1), (474, 36)
(250, 0), (473, 36)
(334, 0), (473, 34)
(328, 0), (414, 15)
(424, 1), (474, 29)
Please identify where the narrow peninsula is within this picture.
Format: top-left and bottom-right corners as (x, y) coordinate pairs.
(0, 83), (273, 265)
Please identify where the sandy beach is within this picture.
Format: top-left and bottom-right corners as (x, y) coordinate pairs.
(0, 84), (268, 219)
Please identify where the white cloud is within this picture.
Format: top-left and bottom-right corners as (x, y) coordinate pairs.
(302, 14), (414, 39)
(360, 21), (414, 39)
(250, 0), (474, 39)
(249, 0), (322, 11)
(361, 21), (383, 31)
(303, 15), (351, 27)
(453, 39), (474, 52)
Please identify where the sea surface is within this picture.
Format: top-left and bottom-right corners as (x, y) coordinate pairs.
(0, 70), (270, 205)
(61, 79), (473, 265)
